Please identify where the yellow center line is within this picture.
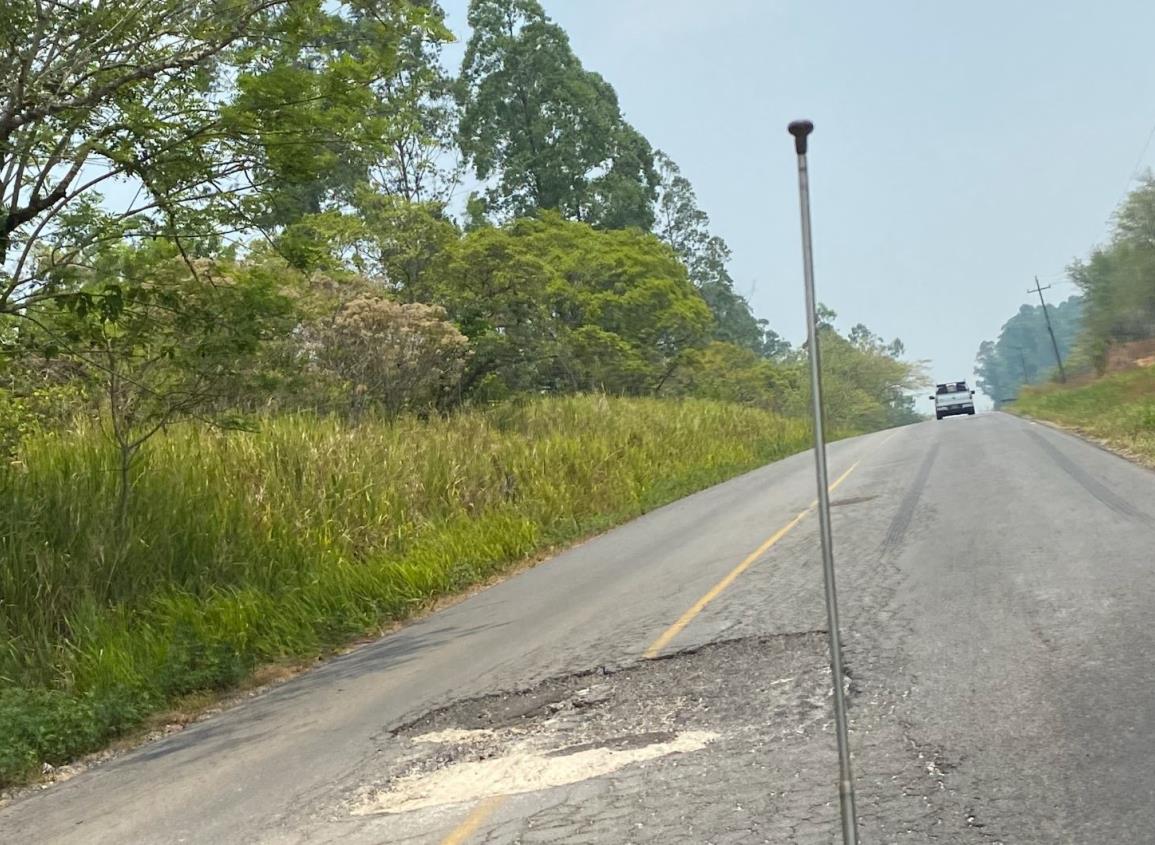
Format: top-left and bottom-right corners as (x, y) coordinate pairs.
(436, 428), (904, 843)
(642, 456), (867, 660)
(439, 795), (507, 845)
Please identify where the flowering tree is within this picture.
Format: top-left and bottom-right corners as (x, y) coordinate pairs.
(314, 294), (468, 415)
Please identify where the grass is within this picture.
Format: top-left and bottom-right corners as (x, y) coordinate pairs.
(1013, 367), (1155, 464)
(0, 395), (821, 786)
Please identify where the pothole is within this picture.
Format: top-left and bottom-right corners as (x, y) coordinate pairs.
(353, 633), (834, 817)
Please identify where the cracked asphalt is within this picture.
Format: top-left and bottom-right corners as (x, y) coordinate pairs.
(4, 413), (1155, 843)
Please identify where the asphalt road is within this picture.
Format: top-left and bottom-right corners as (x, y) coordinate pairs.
(4, 412), (1155, 844)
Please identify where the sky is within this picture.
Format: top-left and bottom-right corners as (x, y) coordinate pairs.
(439, 0), (1155, 412)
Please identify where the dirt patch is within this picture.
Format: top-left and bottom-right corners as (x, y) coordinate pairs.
(1106, 338), (1155, 373)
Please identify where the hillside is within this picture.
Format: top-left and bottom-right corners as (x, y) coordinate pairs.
(1013, 366), (1155, 466)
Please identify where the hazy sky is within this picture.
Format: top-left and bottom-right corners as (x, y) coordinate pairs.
(440, 1), (1155, 411)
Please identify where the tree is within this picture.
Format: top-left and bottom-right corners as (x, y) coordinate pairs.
(816, 326), (926, 429)
(275, 192), (458, 298)
(430, 214), (712, 398)
(652, 152), (776, 355)
(526, 216), (714, 392)
(973, 298), (1083, 404)
(653, 152), (710, 261)
(761, 328), (793, 360)
(0, 348), (86, 456)
(788, 311), (926, 429)
(367, 2), (462, 204)
(0, 0), (443, 316)
(975, 339), (1019, 406)
(664, 341), (795, 409)
(228, 0), (459, 225)
(431, 221), (557, 398)
(1063, 176), (1155, 371)
(25, 245), (297, 524)
(815, 302), (838, 331)
(456, 0), (658, 229)
(848, 322), (905, 358)
(693, 236), (775, 354)
(311, 294), (468, 416)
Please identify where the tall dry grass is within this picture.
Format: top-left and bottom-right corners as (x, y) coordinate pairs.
(1014, 367), (1155, 463)
(0, 395), (815, 783)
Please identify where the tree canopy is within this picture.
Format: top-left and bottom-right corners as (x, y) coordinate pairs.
(456, 0), (657, 229)
(0, 0), (453, 316)
(430, 213), (712, 398)
(653, 152), (782, 357)
(0, 0), (924, 439)
(1067, 176), (1155, 370)
(974, 299), (1083, 405)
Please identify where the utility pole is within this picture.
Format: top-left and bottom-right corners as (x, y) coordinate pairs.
(1029, 276), (1067, 383)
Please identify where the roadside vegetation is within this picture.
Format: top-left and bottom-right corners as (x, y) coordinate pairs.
(1015, 369), (1155, 464)
(0, 397), (819, 785)
(0, 0), (925, 785)
(978, 174), (1155, 460)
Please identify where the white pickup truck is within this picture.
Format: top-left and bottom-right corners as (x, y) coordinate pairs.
(932, 381), (976, 420)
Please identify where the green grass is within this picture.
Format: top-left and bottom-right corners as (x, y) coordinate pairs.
(1013, 367), (1155, 463)
(0, 396), (820, 786)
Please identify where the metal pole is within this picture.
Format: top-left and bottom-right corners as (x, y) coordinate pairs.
(788, 119), (859, 845)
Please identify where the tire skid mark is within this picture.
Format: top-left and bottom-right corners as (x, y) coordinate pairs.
(880, 442), (939, 557)
(1026, 429), (1154, 526)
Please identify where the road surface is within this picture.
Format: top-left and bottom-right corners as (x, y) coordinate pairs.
(4, 412), (1155, 844)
